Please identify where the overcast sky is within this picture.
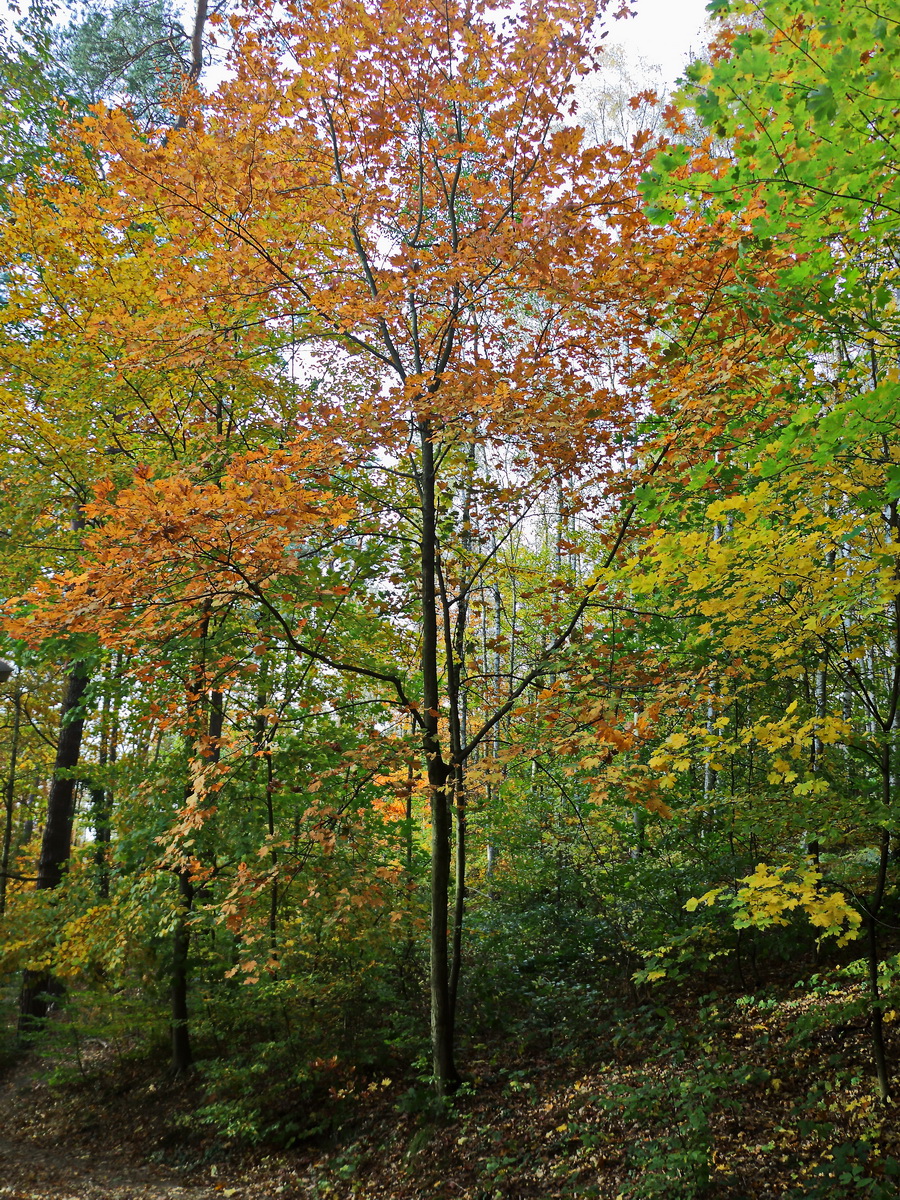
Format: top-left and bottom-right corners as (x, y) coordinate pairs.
(607, 0), (713, 88)
(0, 0), (715, 99)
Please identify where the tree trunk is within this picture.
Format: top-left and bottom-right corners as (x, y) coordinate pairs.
(91, 665), (119, 901)
(254, 655), (279, 955)
(448, 764), (466, 1034)
(1, 688), (22, 916)
(90, 782), (111, 899)
(427, 751), (456, 1093)
(173, 0), (208, 129)
(864, 751), (894, 1100)
(866, 909), (890, 1102)
(419, 420), (459, 1095)
(169, 627), (223, 1072)
(35, 664), (89, 892)
(19, 661), (90, 1036)
(444, 472), (471, 1047)
(170, 868), (195, 1073)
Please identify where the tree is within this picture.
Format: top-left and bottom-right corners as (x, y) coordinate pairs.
(0, 0), (220, 1039)
(0, 0), (812, 1092)
(52, 0), (192, 126)
(638, 0), (900, 1099)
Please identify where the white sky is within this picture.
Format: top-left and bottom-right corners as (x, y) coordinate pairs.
(0, 0), (714, 94)
(606, 0), (713, 88)
(189, 0), (715, 94)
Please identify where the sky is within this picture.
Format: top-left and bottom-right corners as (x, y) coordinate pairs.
(0, 0), (716, 101)
(607, 0), (714, 88)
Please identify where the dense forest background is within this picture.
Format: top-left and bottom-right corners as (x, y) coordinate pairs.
(1, 0), (899, 1196)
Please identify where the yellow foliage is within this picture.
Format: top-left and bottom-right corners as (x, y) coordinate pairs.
(685, 863), (862, 946)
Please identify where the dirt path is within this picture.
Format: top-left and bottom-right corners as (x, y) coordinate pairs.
(0, 1058), (222, 1200)
(0, 1134), (221, 1200)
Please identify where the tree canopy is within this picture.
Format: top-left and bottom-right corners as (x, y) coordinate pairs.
(2, 0), (900, 1195)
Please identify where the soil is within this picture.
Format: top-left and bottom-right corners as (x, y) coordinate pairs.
(2, 995), (899, 1200)
(0, 1055), (222, 1200)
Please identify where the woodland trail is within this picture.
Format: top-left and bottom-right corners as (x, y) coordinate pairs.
(0, 1057), (220, 1200)
(0, 1136), (219, 1200)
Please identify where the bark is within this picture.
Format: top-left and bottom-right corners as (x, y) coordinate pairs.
(427, 749), (456, 1094)
(443, 474), (473, 1044)
(170, 868), (195, 1073)
(864, 575), (900, 1099)
(173, 0), (208, 130)
(254, 654), (279, 953)
(168, 610), (219, 1072)
(90, 781), (111, 899)
(91, 668), (119, 901)
(35, 664), (90, 892)
(404, 756), (414, 873)
(866, 907), (890, 1102)
(448, 765), (466, 1032)
(1, 688), (22, 916)
(208, 688), (224, 747)
(19, 662), (90, 1035)
(858, 720), (895, 1099)
(419, 420), (459, 1095)
(864, 754), (894, 1100)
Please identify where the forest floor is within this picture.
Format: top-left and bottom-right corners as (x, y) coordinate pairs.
(2, 979), (900, 1199)
(0, 1055), (219, 1200)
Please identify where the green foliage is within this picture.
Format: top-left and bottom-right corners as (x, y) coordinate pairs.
(52, 0), (190, 123)
(789, 1142), (900, 1199)
(673, 0), (900, 236)
(0, 2), (66, 185)
(1, 1), (900, 1192)
(595, 1007), (744, 1199)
